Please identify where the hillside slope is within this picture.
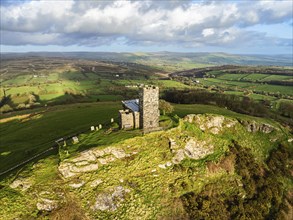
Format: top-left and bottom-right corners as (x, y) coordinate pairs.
(1, 114), (292, 219)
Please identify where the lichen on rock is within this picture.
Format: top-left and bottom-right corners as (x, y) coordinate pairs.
(91, 186), (130, 211)
(239, 120), (275, 133)
(184, 114), (236, 134)
(184, 139), (214, 160)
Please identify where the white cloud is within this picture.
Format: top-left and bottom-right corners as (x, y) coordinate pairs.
(0, 0), (292, 51)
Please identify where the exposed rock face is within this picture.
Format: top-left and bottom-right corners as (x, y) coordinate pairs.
(104, 147), (128, 159)
(59, 162), (99, 178)
(10, 178), (32, 191)
(37, 198), (59, 211)
(240, 120), (275, 133)
(184, 114), (236, 134)
(172, 149), (185, 164)
(36, 191), (64, 212)
(59, 147), (130, 178)
(184, 139), (214, 160)
(91, 186), (130, 211)
(170, 137), (214, 164)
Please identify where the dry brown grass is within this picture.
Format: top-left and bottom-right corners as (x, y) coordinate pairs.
(207, 154), (235, 174)
(50, 196), (89, 220)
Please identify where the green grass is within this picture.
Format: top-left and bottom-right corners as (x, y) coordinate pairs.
(218, 74), (248, 81)
(0, 105), (291, 219)
(202, 78), (293, 95)
(0, 102), (121, 173)
(242, 74), (269, 81)
(173, 103), (278, 125)
(262, 74), (293, 81)
(223, 91), (245, 96)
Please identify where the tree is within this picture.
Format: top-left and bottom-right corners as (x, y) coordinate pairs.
(159, 99), (174, 115)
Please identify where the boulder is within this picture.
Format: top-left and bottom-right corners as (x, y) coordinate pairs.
(71, 151), (96, 162)
(184, 114), (236, 134)
(10, 178), (32, 191)
(184, 139), (214, 160)
(110, 148), (127, 159)
(172, 149), (185, 164)
(91, 186), (130, 211)
(58, 162), (99, 178)
(37, 198), (59, 211)
(240, 120), (274, 133)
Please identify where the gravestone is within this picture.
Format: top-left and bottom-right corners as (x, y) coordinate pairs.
(72, 136), (79, 144)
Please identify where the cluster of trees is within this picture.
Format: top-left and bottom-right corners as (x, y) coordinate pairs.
(163, 89), (268, 117)
(181, 142), (292, 219)
(0, 92), (42, 113)
(278, 102), (293, 118)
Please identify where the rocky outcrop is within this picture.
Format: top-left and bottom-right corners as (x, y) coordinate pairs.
(10, 178), (32, 191)
(172, 149), (185, 164)
(170, 137), (214, 164)
(59, 162), (99, 178)
(91, 186), (130, 211)
(59, 146), (131, 178)
(240, 120), (275, 133)
(184, 139), (214, 160)
(184, 114), (236, 134)
(36, 191), (64, 212)
(37, 198), (59, 211)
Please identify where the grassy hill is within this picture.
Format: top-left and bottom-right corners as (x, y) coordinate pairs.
(0, 113), (292, 219)
(1, 101), (275, 175)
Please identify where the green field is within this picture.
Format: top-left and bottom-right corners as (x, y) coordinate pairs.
(0, 102), (121, 173)
(242, 74), (269, 81)
(201, 78), (293, 95)
(262, 74), (293, 81)
(218, 73), (248, 81)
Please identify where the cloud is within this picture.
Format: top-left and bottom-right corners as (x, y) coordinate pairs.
(0, 0), (292, 52)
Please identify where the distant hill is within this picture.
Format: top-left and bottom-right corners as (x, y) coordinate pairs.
(1, 51), (292, 66)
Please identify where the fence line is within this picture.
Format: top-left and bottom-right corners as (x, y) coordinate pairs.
(0, 117), (118, 177)
(0, 146), (56, 176)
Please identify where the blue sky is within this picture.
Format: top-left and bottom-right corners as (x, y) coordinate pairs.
(0, 0), (292, 54)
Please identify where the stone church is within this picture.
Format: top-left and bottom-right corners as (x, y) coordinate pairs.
(119, 85), (159, 131)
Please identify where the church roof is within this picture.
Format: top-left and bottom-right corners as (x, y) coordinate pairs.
(122, 99), (139, 112)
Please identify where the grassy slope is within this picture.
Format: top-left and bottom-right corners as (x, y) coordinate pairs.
(1, 102), (286, 174)
(0, 102), (121, 173)
(0, 113), (291, 219)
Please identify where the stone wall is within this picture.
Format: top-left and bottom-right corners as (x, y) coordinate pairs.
(139, 85), (159, 130)
(119, 110), (134, 129)
(133, 112), (140, 129)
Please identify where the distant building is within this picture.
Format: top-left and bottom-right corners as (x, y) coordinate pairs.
(119, 85), (160, 132)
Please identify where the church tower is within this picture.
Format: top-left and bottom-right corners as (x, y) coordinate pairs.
(139, 85), (160, 131)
